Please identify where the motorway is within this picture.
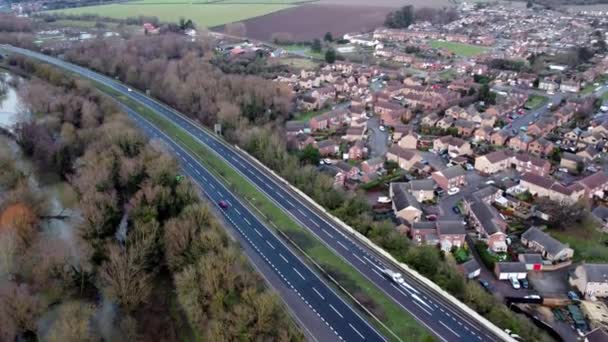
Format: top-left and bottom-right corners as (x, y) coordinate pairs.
(2, 45), (510, 342)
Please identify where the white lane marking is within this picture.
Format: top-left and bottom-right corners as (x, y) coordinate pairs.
(414, 301), (432, 316)
(286, 199), (294, 206)
(312, 287), (325, 300)
(390, 283), (408, 298)
(353, 253), (367, 265)
(349, 323), (365, 340)
(297, 208), (308, 217)
(311, 220), (321, 228)
(181, 156), (187, 162)
(266, 240), (275, 250)
(276, 192), (285, 199)
(202, 176), (207, 181)
(337, 241), (349, 251)
(329, 304), (343, 318)
(188, 162), (193, 168)
(234, 208), (241, 215)
(244, 217), (251, 226)
(254, 228), (262, 237)
(371, 268), (383, 278)
(279, 253), (289, 263)
(439, 321), (461, 338)
(322, 229), (334, 238)
(195, 169), (201, 175)
(293, 267), (306, 281)
(209, 183), (215, 189)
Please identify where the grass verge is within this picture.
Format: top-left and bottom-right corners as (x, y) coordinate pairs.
(94, 83), (431, 341)
(524, 94), (547, 109)
(428, 40), (488, 57)
(550, 217), (608, 263)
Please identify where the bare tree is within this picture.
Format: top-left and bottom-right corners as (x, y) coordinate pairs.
(45, 301), (99, 342)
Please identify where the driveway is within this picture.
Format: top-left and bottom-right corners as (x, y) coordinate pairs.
(366, 116), (389, 158)
(419, 151), (447, 171)
(438, 170), (487, 215)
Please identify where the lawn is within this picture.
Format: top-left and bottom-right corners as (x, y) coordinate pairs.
(281, 44), (324, 59)
(45, 3), (293, 28)
(524, 94), (548, 109)
(272, 57), (318, 70)
(550, 217), (608, 263)
(92, 82), (432, 341)
(428, 40), (488, 57)
(293, 109), (323, 122)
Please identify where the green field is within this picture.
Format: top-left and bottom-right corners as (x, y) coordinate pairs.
(551, 217), (608, 263)
(91, 83), (431, 341)
(429, 40), (488, 57)
(46, 3), (293, 28)
(524, 94), (547, 109)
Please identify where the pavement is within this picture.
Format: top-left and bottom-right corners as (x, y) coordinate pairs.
(3, 45), (512, 342)
(366, 117), (389, 158)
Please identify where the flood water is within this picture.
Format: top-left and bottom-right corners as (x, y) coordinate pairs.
(0, 72), (27, 131)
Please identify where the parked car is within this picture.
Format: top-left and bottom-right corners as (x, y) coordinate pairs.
(509, 277), (521, 289)
(568, 291), (580, 301)
(520, 278), (529, 289)
(452, 206), (461, 214)
(447, 187), (460, 195)
(478, 279), (494, 293)
(218, 200), (229, 209)
(379, 125), (386, 132)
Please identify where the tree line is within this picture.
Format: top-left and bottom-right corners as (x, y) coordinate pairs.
(1, 56), (302, 341)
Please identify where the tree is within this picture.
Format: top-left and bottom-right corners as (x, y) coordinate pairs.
(311, 38), (322, 53)
(536, 198), (586, 231)
(478, 84), (496, 105)
(298, 144), (320, 165)
(385, 5), (414, 29)
(45, 301), (98, 342)
(323, 32), (333, 42)
(325, 48), (337, 64)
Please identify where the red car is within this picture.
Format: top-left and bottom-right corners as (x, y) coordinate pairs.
(218, 200), (229, 209)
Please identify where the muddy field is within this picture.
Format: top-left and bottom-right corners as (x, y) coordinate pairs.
(223, 4), (391, 41)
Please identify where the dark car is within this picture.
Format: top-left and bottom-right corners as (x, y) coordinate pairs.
(218, 200), (229, 209)
(520, 278), (529, 289)
(452, 206), (461, 214)
(478, 279), (494, 293)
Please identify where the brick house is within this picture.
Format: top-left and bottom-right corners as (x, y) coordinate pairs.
(490, 130), (511, 146)
(521, 227), (574, 262)
(343, 126), (366, 142)
(528, 137), (555, 157)
(406, 179), (436, 202)
(467, 200), (507, 252)
(433, 136), (472, 156)
(519, 173), (584, 204)
(454, 120), (476, 138)
(474, 150), (551, 177)
(317, 140), (339, 156)
(386, 146), (422, 171)
(398, 132), (419, 149)
(508, 133), (534, 152)
(348, 140), (367, 160)
(431, 165), (466, 190)
(577, 172), (608, 199)
(390, 183), (423, 223)
(570, 264), (608, 298)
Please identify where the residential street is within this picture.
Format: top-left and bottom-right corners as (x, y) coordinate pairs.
(367, 116), (389, 158)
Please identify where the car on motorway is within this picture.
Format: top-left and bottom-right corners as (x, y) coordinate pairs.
(447, 187), (460, 195)
(127, 87), (132, 92)
(381, 269), (405, 285)
(452, 206), (461, 214)
(509, 277), (521, 289)
(218, 200), (229, 209)
(478, 279), (494, 293)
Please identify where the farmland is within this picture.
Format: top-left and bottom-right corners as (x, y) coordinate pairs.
(46, 3), (294, 28)
(229, 4), (392, 41)
(428, 40), (489, 57)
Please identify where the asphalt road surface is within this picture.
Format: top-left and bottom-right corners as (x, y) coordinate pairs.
(2, 45), (510, 342)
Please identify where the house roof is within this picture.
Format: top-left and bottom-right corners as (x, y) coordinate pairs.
(470, 201), (503, 235)
(471, 185), (501, 201)
(562, 152), (583, 163)
(592, 206), (608, 221)
(436, 221), (465, 235)
(519, 253), (543, 264)
(578, 172), (608, 190)
(392, 183), (422, 212)
(461, 258), (480, 274)
(437, 165), (465, 179)
(317, 140), (336, 149)
(408, 179), (436, 191)
(496, 262), (527, 273)
(581, 264), (608, 283)
(521, 227), (569, 257)
(388, 146), (419, 161)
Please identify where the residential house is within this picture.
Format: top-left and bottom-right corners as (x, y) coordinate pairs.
(398, 132), (419, 149)
(453, 120), (476, 137)
(335, 161), (359, 181)
(561, 79), (581, 93)
(285, 121), (310, 137)
(521, 227), (574, 262)
(317, 140), (339, 156)
(406, 179), (436, 202)
(518, 254), (544, 271)
(473, 126), (493, 142)
(491, 130), (511, 146)
(299, 95), (320, 111)
(348, 140), (367, 160)
(392, 124), (411, 141)
(409, 221), (439, 246)
(538, 77), (559, 93)
(560, 152), (584, 172)
(519, 173), (584, 204)
(577, 172), (608, 199)
(570, 264), (608, 298)
(459, 258), (481, 279)
(578, 146), (601, 161)
(433, 136), (472, 156)
(386, 146), (422, 171)
(474, 150), (551, 177)
(421, 113), (440, 127)
(436, 116), (455, 130)
(468, 200), (508, 252)
(309, 109), (348, 131)
(291, 134), (316, 151)
(390, 183), (423, 223)
(508, 133), (534, 152)
(528, 137), (555, 157)
(343, 126), (367, 142)
(527, 117), (557, 137)
(431, 165), (466, 190)
(436, 220), (466, 252)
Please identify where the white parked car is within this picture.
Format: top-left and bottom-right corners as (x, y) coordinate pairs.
(379, 125), (386, 132)
(447, 187), (460, 195)
(509, 277), (521, 289)
(323, 158), (332, 165)
(377, 196), (391, 204)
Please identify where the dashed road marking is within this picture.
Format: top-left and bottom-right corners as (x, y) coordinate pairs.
(349, 323), (365, 340)
(322, 229), (334, 238)
(312, 287), (325, 300)
(266, 240), (275, 250)
(329, 304), (343, 318)
(279, 253), (289, 263)
(293, 267), (306, 281)
(337, 241), (349, 251)
(439, 321), (461, 338)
